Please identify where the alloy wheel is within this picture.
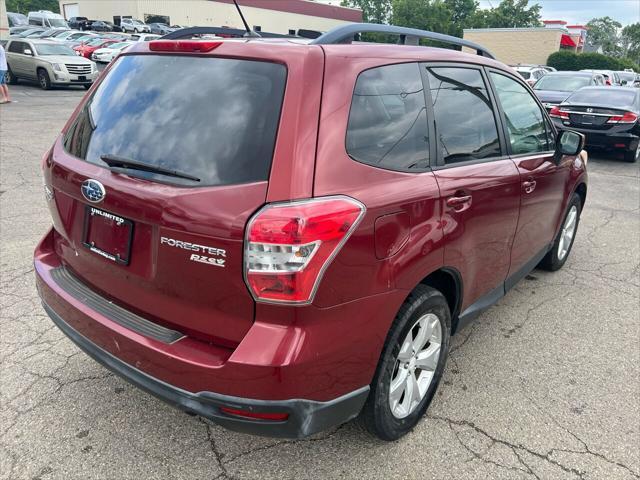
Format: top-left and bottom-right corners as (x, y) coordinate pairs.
(389, 313), (442, 419)
(558, 205), (578, 261)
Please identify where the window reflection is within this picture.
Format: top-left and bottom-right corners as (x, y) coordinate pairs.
(346, 63), (430, 171)
(490, 73), (550, 155)
(425, 67), (501, 164)
(64, 55), (287, 186)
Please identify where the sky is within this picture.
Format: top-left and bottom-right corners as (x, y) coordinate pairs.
(318, 0), (639, 26)
(477, 0), (639, 26)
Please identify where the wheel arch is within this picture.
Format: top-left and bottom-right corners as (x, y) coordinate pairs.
(418, 267), (463, 334)
(574, 182), (587, 209)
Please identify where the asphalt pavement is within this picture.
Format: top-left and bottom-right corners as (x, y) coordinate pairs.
(1, 84), (639, 480)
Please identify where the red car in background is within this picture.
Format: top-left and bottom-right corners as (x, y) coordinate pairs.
(74, 38), (118, 58)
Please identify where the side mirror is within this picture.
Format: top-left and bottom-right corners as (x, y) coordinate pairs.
(557, 130), (585, 156)
(23, 48), (33, 56)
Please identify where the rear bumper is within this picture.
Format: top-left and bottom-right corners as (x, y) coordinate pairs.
(42, 301), (368, 438)
(34, 228), (404, 437)
(553, 121), (639, 151)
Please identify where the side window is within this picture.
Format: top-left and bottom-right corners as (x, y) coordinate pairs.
(425, 66), (501, 164)
(490, 72), (550, 155)
(8, 42), (24, 54)
(346, 63), (429, 171)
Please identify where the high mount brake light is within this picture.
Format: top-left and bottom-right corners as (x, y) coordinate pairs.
(549, 106), (569, 120)
(148, 40), (222, 52)
(244, 196), (366, 304)
(607, 111), (638, 124)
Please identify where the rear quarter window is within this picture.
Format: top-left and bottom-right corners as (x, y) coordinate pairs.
(63, 55), (287, 186)
(346, 63), (430, 171)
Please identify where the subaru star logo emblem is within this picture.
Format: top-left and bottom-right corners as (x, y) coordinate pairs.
(586, 108), (593, 113)
(81, 179), (106, 203)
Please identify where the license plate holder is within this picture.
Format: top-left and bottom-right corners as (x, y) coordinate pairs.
(82, 206), (134, 265)
(78, 75), (86, 81)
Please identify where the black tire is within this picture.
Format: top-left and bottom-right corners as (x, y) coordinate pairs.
(5, 68), (18, 85)
(623, 145), (639, 163)
(37, 68), (51, 90)
(360, 285), (451, 441)
(539, 193), (582, 271)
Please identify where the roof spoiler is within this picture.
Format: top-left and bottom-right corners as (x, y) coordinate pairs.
(310, 23), (495, 59)
(161, 26), (297, 40)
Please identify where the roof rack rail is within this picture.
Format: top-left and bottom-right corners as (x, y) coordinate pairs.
(310, 23), (495, 59)
(161, 26), (297, 40)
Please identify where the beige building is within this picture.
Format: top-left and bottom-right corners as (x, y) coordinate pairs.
(463, 21), (587, 65)
(57, 0), (362, 35)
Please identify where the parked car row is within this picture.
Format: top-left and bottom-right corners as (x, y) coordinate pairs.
(528, 69), (639, 162)
(7, 10), (175, 36)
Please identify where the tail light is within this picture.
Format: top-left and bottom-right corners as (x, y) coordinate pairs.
(607, 112), (638, 124)
(244, 196), (366, 304)
(549, 106), (569, 120)
(605, 79), (612, 85)
(219, 407), (289, 421)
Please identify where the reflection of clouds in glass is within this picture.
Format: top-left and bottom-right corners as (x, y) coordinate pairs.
(80, 55), (286, 186)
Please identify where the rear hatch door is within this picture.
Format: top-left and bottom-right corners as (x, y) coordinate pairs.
(46, 51), (288, 346)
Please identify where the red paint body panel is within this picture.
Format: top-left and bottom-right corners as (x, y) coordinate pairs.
(433, 160), (521, 310)
(508, 153), (573, 277)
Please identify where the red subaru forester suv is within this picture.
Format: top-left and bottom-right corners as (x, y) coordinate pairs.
(35, 24), (587, 441)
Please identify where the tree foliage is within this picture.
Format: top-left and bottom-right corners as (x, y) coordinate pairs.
(341, 0), (392, 24)
(621, 23), (640, 65)
(548, 50), (637, 72)
(6, 0), (59, 14)
(472, 0), (542, 28)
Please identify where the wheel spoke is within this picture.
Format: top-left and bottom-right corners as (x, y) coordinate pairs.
(415, 344), (441, 371)
(409, 372), (422, 407)
(412, 317), (432, 351)
(397, 335), (413, 362)
(566, 209), (577, 230)
(389, 367), (408, 408)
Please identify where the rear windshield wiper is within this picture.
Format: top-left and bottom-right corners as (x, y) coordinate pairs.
(100, 154), (201, 182)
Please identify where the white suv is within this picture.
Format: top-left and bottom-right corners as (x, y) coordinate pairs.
(513, 66), (548, 86)
(120, 18), (150, 33)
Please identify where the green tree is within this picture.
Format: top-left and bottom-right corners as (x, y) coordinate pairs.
(443, 0), (479, 36)
(621, 23), (640, 65)
(6, 0), (59, 14)
(586, 16), (622, 56)
(473, 0), (541, 28)
(341, 0), (392, 24)
(391, 0), (455, 36)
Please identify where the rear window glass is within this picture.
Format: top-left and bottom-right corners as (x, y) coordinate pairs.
(63, 55), (287, 186)
(534, 75), (591, 92)
(566, 89), (638, 109)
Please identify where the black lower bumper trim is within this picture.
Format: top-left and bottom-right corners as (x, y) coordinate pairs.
(42, 302), (369, 439)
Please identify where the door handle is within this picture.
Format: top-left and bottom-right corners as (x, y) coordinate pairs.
(522, 180), (537, 194)
(446, 195), (472, 211)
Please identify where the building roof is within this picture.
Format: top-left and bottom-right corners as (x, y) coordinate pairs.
(463, 27), (566, 33)
(212, 0), (363, 22)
